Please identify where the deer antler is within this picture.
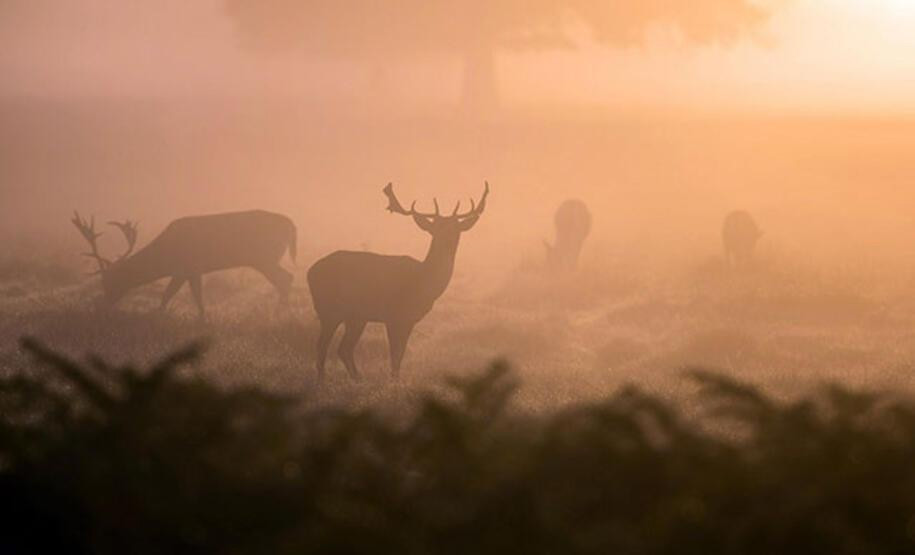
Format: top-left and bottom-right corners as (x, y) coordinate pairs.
(383, 182), (409, 215)
(455, 181), (490, 219)
(383, 183), (438, 218)
(71, 211), (111, 274)
(384, 181), (490, 220)
(108, 220), (139, 260)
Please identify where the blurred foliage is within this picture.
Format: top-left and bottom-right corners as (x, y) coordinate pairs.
(3, 340), (915, 554)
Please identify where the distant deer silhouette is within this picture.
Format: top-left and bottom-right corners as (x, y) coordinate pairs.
(308, 182), (489, 380)
(722, 210), (762, 269)
(544, 199), (591, 272)
(72, 210), (296, 319)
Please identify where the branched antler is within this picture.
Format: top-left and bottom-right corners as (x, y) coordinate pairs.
(383, 182), (489, 220)
(383, 182), (411, 215)
(108, 220), (139, 260)
(71, 211), (111, 275)
(456, 181), (489, 219)
(383, 182), (439, 218)
(72, 212), (140, 274)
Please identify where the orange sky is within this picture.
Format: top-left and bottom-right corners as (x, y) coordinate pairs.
(505, 0), (915, 114)
(2, 1), (914, 114)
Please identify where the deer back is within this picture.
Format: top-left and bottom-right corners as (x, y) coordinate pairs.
(308, 251), (439, 323)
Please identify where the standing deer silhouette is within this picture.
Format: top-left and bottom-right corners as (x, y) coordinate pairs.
(72, 210), (297, 319)
(308, 182), (489, 380)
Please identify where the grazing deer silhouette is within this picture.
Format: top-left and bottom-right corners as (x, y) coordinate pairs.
(72, 210), (297, 319)
(722, 210), (763, 269)
(544, 199), (591, 272)
(307, 182), (489, 381)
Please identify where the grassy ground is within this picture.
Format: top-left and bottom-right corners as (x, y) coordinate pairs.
(3, 243), (914, 419)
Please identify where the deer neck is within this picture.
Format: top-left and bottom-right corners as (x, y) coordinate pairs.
(420, 234), (460, 299)
(107, 245), (167, 291)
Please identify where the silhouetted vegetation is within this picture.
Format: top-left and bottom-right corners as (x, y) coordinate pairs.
(3, 339), (915, 553)
(225, 1), (774, 111)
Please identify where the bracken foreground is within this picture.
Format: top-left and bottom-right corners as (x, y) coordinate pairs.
(2, 338), (915, 554)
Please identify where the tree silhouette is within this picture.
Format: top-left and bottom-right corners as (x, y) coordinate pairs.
(224, 1), (777, 112)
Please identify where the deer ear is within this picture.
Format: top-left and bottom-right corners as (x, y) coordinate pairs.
(412, 214), (435, 233)
(457, 214), (480, 232)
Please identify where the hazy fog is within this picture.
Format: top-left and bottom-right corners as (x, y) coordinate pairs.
(3, 0), (915, 304)
(3, 1), (915, 110)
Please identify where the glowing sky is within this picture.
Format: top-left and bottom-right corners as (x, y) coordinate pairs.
(2, 0), (915, 114)
(513, 0), (915, 113)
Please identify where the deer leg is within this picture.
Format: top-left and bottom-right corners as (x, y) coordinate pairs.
(188, 274), (206, 321)
(257, 264), (294, 304)
(159, 277), (185, 312)
(315, 319), (341, 382)
(385, 321), (415, 379)
(338, 320), (367, 381)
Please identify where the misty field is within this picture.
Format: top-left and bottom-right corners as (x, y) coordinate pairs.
(3, 239), (915, 415)
(4, 100), (915, 412)
(5, 100), (915, 552)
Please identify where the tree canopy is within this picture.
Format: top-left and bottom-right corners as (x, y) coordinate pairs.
(224, 0), (774, 56)
(223, 1), (777, 110)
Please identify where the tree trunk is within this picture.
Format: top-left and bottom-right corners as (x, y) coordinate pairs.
(460, 43), (498, 115)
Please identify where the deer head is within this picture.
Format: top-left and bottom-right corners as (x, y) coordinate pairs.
(383, 182), (489, 243)
(72, 211), (139, 302)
